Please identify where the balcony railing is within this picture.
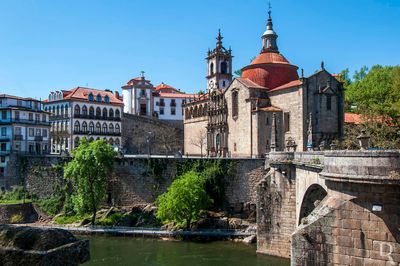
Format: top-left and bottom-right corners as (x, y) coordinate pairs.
(0, 119), (51, 126)
(34, 136), (43, 141)
(49, 115), (69, 121)
(73, 130), (121, 136)
(73, 114), (121, 121)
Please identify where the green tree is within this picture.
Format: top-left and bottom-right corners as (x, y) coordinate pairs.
(156, 171), (211, 229)
(64, 139), (116, 225)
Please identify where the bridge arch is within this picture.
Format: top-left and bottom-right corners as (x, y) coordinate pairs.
(298, 183), (327, 225)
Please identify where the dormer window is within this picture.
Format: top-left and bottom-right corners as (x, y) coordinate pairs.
(96, 94), (102, 102)
(88, 93), (94, 101)
(104, 95), (110, 103)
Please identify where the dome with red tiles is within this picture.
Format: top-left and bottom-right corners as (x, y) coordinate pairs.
(241, 12), (299, 89)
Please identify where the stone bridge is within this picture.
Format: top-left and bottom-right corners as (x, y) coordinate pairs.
(257, 150), (400, 266)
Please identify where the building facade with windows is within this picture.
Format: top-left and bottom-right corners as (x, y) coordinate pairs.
(0, 94), (50, 188)
(44, 87), (123, 154)
(183, 11), (344, 157)
(122, 76), (196, 123)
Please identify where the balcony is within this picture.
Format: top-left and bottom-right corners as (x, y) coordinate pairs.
(14, 135), (23, 141)
(0, 136), (10, 142)
(49, 115), (69, 121)
(34, 136), (43, 141)
(0, 119), (50, 126)
(73, 130), (121, 136)
(73, 114), (121, 121)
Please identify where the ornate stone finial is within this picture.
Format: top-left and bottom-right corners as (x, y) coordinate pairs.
(320, 61), (325, 70)
(307, 112), (313, 151)
(140, 71), (145, 80)
(270, 113), (277, 152)
(216, 29), (223, 49)
(357, 129), (370, 150)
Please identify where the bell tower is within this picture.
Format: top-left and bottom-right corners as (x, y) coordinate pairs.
(206, 29), (233, 92)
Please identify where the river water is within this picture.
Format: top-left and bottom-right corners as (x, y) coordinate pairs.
(82, 235), (289, 266)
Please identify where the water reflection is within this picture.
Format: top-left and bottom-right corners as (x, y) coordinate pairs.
(82, 236), (289, 266)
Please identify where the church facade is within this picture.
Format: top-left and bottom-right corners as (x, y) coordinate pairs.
(184, 11), (344, 158)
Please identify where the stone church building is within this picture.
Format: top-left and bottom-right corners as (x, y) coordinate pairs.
(184, 11), (344, 157)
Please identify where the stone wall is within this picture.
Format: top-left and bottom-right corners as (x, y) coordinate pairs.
(0, 203), (38, 224)
(122, 113), (183, 155)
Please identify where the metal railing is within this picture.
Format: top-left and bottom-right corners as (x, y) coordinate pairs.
(0, 119), (51, 126)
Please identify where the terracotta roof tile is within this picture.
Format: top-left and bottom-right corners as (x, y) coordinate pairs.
(159, 92), (196, 99)
(257, 106), (282, 112)
(62, 87), (123, 105)
(268, 79), (302, 92)
(236, 77), (268, 89)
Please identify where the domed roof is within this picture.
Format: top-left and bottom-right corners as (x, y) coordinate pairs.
(250, 52), (290, 65)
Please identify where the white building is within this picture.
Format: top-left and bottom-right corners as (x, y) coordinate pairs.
(122, 75), (196, 123)
(0, 94), (51, 188)
(44, 87), (123, 154)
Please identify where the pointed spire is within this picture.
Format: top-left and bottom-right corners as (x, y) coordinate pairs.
(216, 29), (223, 49)
(262, 3), (279, 53)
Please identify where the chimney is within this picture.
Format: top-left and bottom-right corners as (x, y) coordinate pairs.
(115, 91), (120, 99)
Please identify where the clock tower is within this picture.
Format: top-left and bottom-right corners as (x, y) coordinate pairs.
(206, 30), (233, 93)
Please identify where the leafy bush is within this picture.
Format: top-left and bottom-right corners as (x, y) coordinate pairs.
(97, 213), (124, 226)
(54, 214), (89, 225)
(0, 186), (31, 201)
(37, 195), (64, 216)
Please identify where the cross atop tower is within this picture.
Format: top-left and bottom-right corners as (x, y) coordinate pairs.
(268, 2), (272, 17)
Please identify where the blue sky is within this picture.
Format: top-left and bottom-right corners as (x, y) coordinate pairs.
(0, 0), (399, 98)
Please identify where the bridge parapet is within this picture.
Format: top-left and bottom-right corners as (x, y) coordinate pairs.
(320, 150), (400, 184)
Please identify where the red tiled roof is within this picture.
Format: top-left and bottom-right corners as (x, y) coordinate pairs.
(236, 77), (268, 89)
(257, 106), (282, 112)
(155, 83), (181, 93)
(0, 94), (40, 102)
(268, 79), (303, 92)
(345, 113), (362, 124)
(62, 87), (123, 105)
(125, 77), (152, 87)
(250, 52), (291, 65)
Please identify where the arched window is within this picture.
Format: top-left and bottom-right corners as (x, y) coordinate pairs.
(74, 121), (80, 132)
(102, 123), (107, 133)
(96, 107), (101, 118)
(221, 61), (228, 74)
(60, 121), (64, 131)
(104, 95), (110, 103)
(115, 109), (120, 118)
(52, 106), (55, 114)
(96, 122), (101, 133)
(88, 93), (94, 101)
(102, 108), (107, 119)
(109, 138), (114, 145)
(64, 104), (68, 117)
(89, 122), (94, 133)
(89, 106), (94, 118)
(109, 123), (114, 133)
(74, 137), (80, 148)
(232, 90), (239, 118)
(60, 105), (64, 116)
(115, 138), (120, 146)
(74, 105), (80, 116)
(204, 104), (208, 116)
(210, 63), (214, 75)
(48, 94), (52, 101)
(82, 121), (88, 133)
(56, 106), (60, 116)
(82, 105), (88, 116)
(96, 94), (102, 102)
(115, 124), (120, 134)
(109, 109), (114, 118)
(44, 107), (48, 112)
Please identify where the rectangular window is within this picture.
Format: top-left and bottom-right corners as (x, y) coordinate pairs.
(171, 108), (176, 115)
(159, 107), (164, 115)
(42, 129), (47, 138)
(170, 99), (176, 107)
(1, 143), (6, 151)
(1, 111), (6, 120)
(1, 156), (5, 163)
(15, 127), (21, 135)
(35, 114), (40, 122)
(1, 127), (6, 136)
(160, 99), (165, 106)
(284, 112), (290, 132)
(29, 128), (34, 137)
(29, 113), (33, 121)
(327, 95), (332, 110)
(266, 117), (269, 125)
(36, 129), (41, 136)
(15, 111), (20, 121)
(42, 114), (46, 122)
